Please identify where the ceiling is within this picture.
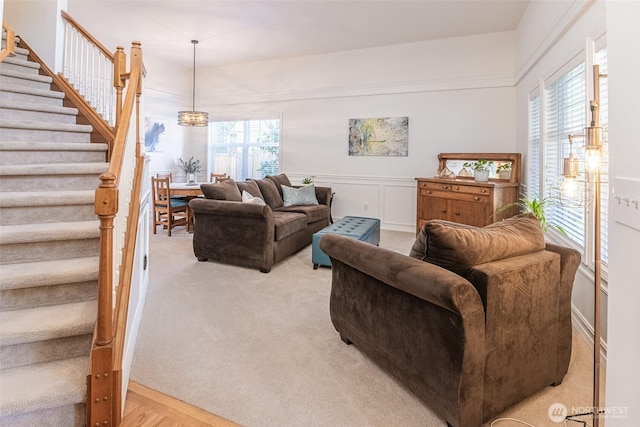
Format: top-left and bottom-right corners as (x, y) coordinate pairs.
(67, 0), (529, 70)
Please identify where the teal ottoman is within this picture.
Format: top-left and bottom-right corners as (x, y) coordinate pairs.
(312, 216), (380, 269)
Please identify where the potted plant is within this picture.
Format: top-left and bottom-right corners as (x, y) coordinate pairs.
(496, 163), (512, 180)
(302, 177), (314, 185)
(499, 196), (567, 235)
(463, 159), (494, 182)
(178, 157), (203, 184)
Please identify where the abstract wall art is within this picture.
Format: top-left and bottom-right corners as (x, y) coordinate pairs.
(144, 117), (166, 152)
(348, 117), (408, 156)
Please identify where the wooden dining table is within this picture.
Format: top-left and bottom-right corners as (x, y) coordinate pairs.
(168, 183), (203, 232)
(169, 182), (204, 198)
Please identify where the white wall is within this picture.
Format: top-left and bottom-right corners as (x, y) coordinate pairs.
(605, 0), (640, 422)
(185, 31), (517, 231)
(4, 0), (66, 71)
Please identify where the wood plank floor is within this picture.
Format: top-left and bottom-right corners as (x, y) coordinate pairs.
(121, 382), (240, 427)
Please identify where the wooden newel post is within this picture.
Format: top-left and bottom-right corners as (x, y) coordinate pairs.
(113, 47), (126, 127)
(95, 173), (118, 345)
(89, 172), (118, 426)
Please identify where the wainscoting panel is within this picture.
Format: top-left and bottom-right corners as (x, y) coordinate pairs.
(290, 174), (416, 232)
(382, 182), (417, 232)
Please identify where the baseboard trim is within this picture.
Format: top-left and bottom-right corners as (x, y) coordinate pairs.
(572, 303), (607, 368)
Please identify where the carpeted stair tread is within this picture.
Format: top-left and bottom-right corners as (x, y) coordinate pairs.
(0, 56), (41, 71)
(0, 356), (87, 417)
(0, 68), (51, 83)
(0, 119), (93, 133)
(0, 190), (95, 207)
(0, 300), (97, 346)
(0, 83), (63, 98)
(0, 220), (100, 244)
(0, 141), (106, 151)
(0, 256), (99, 291)
(0, 99), (76, 115)
(0, 44), (28, 57)
(0, 68), (52, 84)
(0, 162), (108, 176)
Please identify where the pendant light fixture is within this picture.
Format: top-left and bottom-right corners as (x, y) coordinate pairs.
(178, 40), (208, 127)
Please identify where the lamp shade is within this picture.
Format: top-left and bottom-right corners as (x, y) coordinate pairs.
(178, 110), (209, 127)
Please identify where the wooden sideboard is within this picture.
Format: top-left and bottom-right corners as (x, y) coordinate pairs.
(415, 152), (521, 234)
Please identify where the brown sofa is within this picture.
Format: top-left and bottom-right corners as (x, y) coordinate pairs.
(190, 174), (331, 273)
(319, 214), (580, 427)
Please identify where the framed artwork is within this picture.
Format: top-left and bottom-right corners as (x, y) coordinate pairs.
(144, 117), (166, 152)
(348, 117), (408, 156)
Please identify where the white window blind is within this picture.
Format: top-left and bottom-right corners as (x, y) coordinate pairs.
(528, 93), (541, 196)
(543, 61), (586, 247)
(209, 119), (281, 181)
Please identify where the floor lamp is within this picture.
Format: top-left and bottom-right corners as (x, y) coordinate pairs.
(557, 64), (606, 427)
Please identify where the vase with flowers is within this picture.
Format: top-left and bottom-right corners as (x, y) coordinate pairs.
(178, 157), (203, 185)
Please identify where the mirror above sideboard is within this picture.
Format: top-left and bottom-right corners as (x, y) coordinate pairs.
(438, 152), (521, 184)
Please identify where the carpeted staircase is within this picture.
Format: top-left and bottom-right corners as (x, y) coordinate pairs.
(0, 36), (108, 426)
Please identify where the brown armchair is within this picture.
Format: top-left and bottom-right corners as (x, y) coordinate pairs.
(319, 214), (580, 427)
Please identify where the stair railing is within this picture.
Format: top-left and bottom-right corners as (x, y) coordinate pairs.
(89, 40), (144, 426)
(55, 12), (146, 426)
(1, 21), (16, 62)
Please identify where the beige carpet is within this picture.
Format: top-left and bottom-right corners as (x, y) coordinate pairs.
(130, 227), (602, 427)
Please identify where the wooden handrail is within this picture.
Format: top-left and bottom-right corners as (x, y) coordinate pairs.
(61, 10), (114, 61)
(103, 43), (141, 193)
(1, 21), (17, 62)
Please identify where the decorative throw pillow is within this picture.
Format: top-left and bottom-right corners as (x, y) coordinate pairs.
(237, 180), (264, 201)
(241, 190), (266, 205)
(254, 178), (284, 209)
(281, 184), (319, 207)
(200, 179), (241, 201)
(267, 174), (293, 197)
(411, 213), (545, 276)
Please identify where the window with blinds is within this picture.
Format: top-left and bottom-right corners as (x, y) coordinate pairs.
(527, 45), (609, 266)
(544, 62), (587, 247)
(208, 119), (281, 181)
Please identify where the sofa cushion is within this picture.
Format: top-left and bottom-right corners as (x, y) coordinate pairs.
(267, 173), (292, 197)
(241, 190), (266, 205)
(254, 178), (284, 209)
(281, 184), (319, 207)
(277, 204), (329, 224)
(237, 180), (264, 200)
(272, 211), (307, 240)
(200, 179), (241, 201)
(410, 213), (545, 276)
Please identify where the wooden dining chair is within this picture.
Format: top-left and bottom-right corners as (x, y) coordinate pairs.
(210, 172), (229, 183)
(151, 176), (189, 236)
(156, 172), (173, 181)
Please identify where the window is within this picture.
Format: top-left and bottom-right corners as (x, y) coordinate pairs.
(208, 118), (281, 181)
(527, 44), (609, 266)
